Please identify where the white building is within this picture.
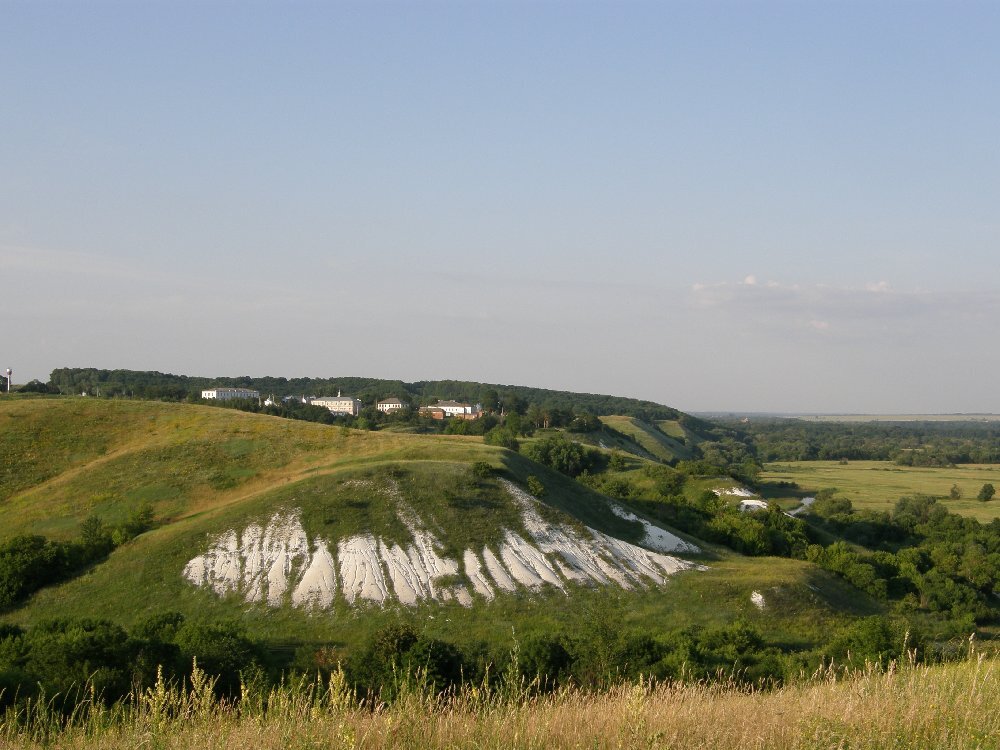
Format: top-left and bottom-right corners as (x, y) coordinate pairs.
(311, 391), (362, 416)
(431, 400), (481, 418)
(202, 387), (260, 401)
(377, 397), (406, 413)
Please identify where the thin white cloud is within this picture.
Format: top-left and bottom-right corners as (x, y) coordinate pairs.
(689, 278), (1000, 339)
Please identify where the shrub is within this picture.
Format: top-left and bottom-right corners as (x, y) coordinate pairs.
(484, 427), (519, 451)
(827, 616), (914, 666)
(519, 634), (574, 686)
(472, 461), (495, 478)
(521, 435), (598, 477)
(526, 476), (546, 497)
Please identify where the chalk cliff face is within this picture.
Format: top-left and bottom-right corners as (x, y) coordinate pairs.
(183, 480), (701, 609)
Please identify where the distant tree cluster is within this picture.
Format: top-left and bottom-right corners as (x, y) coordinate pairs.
(726, 418), (1000, 465)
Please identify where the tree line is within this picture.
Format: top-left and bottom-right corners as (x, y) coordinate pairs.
(44, 368), (682, 421)
(724, 418), (1000, 465)
(0, 604), (932, 718)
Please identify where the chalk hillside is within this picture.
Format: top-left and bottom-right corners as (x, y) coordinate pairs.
(0, 398), (706, 629)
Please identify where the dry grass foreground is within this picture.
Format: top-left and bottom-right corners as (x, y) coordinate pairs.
(4, 656), (998, 749)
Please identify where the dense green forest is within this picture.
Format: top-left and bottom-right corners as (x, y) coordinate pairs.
(720, 418), (1000, 465)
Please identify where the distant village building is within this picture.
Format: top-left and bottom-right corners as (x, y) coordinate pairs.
(418, 406), (447, 420)
(377, 397), (406, 413)
(202, 387), (260, 401)
(310, 391), (362, 416)
(422, 400), (482, 419)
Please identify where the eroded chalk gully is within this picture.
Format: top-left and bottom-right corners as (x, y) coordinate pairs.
(183, 479), (702, 609)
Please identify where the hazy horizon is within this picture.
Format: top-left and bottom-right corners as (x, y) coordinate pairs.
(3, 2), (998, 414)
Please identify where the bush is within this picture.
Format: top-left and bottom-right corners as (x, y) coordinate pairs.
(471, 461), (495, 478)
(173, 621), (261, 696)
(827, 616), (915, 666)
(348, 624), (470, 698)
(521, 435), (598, 477)
(526, 476), (546, 497)
(519, 634), (574, 686)
(484, 427), (519, 451)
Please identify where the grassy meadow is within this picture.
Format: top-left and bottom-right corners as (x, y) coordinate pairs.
(3, 656), (997, 749)
(760, 460), (1000, 522)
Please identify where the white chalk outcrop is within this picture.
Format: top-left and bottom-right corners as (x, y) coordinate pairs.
(738, 498), (771, 512)
(183, 479), (701, 609)
(608, 503), (700, 554)
(713, 486), (758, 498)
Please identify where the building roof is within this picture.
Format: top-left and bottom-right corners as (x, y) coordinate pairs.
(378, 397), (404, 404)
(435, 400), (469, 408)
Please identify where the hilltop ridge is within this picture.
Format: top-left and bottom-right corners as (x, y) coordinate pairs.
(45, 367), (687, 421)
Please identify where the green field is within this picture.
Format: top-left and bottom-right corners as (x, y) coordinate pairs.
(760, 460), (1000, 522)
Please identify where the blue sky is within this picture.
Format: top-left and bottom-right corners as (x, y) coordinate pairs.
(2, 1), (998, 412)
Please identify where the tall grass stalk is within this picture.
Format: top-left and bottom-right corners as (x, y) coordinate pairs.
(2, 656), (998, 749)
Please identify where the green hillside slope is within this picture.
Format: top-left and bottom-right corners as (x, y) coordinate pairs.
(0, 398), (876, 659)
(599, 415), (696, 463)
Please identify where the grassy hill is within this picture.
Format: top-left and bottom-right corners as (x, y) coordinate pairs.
(599, 415), (696, 463)
(0, 397), (877, 660)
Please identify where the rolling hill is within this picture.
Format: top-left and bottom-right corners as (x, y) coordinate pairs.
(0, 396), (872, 656)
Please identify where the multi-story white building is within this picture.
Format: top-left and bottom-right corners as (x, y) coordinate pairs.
(202, 387), (260, 401)
(311, 391), (363, 416)
(377, 397), (406, 413)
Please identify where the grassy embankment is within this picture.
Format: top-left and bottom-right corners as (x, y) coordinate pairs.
(760, 460), (1000, 522)
(3, 656), (997, 749)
